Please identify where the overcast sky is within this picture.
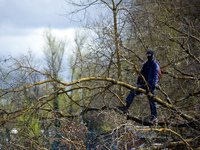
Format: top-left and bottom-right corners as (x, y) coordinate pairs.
(0, 0), (79, 59)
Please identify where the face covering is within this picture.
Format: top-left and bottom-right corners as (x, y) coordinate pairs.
(147, 51), (154, 62)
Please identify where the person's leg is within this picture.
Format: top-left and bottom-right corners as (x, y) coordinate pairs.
(148, 87), (157, 122)
(125, 90), (136, 107)
(117, 84), (144, 113)
(116, 90), (135, 113)
(126, 84), (144, 107)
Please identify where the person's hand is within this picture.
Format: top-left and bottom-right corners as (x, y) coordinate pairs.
(148, 84), (155, 89)
(155, 84), (160, 90)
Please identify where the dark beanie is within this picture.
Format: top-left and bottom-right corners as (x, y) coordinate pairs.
(147, 50), (154, 56)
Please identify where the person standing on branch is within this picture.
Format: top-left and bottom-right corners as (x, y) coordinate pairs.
(117, 50), (161, 124)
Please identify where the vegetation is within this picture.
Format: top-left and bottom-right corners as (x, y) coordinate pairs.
(0, 0), (200, 149)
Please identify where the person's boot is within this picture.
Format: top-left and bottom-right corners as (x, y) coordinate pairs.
(116, 105), (129, 114)
(147, 116), (158, 124)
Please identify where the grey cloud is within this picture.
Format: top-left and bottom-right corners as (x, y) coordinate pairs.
(0, 0), (76, 30)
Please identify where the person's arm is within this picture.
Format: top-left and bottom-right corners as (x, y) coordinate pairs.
(152, 62), (160, 86)
(137, 63), (146, 85)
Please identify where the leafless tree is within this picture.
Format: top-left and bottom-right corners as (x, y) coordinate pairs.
(0, 0), (199, 149)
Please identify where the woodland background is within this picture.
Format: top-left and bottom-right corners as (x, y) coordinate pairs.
(0, 0), (200, 149)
